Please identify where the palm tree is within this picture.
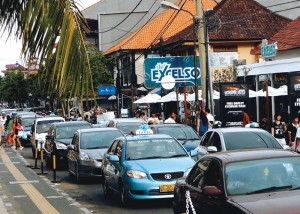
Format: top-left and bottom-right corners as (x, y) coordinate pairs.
(0, 0), (94, 103)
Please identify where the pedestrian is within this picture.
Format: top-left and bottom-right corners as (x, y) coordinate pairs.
(242, 110), (250, 127)
(271, 113), (286, 147)
(0, 112), (7, 144)
(158, 113), (164, 124)
(12, 118), (24, 150)
(197, 105), (209, 138)
(4, 115), (13, 146)
(205, 108), (214, 129)
(287, 116), (299, 149)
(149, 112), (159, 125)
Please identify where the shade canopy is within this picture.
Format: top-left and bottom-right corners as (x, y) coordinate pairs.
(256, 86), (288, 97)
(134, 94), (161, 104)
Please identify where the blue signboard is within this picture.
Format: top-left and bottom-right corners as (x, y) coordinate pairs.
(97, 86), (116, 96)
(144, 56), (201, 88)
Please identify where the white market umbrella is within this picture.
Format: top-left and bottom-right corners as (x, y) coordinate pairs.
(256, 86), (287, 97)
(186, 90), (220, 101)
(134, 94), (161, 104)
(158, 91), (184, 102)
(137, 86), (148, 92)
(108, 95), (117, 100)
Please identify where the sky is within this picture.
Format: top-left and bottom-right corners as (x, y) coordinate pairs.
(0, 0), (100, 76)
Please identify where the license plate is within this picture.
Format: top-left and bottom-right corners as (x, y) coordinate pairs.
(159, 184), (175, 192)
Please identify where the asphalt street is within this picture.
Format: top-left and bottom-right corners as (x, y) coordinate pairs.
(1, 146), (173, 214)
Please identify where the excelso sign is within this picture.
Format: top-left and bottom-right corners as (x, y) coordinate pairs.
(261, 39), (277, 60)
(144, 56), (201, 88)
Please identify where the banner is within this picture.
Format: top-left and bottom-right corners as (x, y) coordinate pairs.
(144, 56), (201, 88)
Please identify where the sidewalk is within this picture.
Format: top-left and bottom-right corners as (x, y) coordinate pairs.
(0, 146), (92, 214)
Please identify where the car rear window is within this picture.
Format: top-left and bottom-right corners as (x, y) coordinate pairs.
(223, 131), (282, 150)
(156, 126), (199, 140)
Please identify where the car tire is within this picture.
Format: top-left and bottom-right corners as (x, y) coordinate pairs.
(120, 184), (131, 207)
(102, 178), (112, 198)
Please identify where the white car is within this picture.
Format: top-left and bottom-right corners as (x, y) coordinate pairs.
(31, 116), (65, 158)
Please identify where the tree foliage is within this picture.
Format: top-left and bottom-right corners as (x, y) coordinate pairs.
(0, 0), (93, 101)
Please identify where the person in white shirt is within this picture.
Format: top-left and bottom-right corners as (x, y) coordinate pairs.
(205, 108), (214, 129)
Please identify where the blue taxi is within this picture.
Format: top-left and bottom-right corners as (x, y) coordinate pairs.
(101, 130), (196, 206)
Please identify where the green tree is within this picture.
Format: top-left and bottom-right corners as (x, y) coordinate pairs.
(0, 0), (93, 101)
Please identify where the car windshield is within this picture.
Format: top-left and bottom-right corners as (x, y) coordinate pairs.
(225, 157), (300, 196)
(117, 122), (145, 134)
(156, 126), (199, 140)
(223, 131), (282, 150)
(55, 124), (91, 139)
(125, 138), (188, 160)
(36, 120), (64, 134)
(21, 118), (36, 127)
(80, 130), (123, 149)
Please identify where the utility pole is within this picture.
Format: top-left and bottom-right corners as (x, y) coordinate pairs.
(196, 0), (207, 106)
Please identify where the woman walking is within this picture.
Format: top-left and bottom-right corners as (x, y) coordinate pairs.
(197, 105), (209, 138)
(12, 118), (23, 150)
(4, 116), (13, 146)
(271, 113), (287, 147)
(287, 116), (299, 150)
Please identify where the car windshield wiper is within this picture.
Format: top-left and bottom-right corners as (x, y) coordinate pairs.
(290, 186), (300, 190)
(86, 146), (108, 149)
(169, 154), (187, 158)
(142, 156), (167, 159)
(246, 185), (292, 195)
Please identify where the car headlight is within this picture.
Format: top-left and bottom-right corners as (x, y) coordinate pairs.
(127, 170), (147, 179)
(186, 167), (192, 176)
(79, 152), (93, 162)
(56, 143), (67, 150)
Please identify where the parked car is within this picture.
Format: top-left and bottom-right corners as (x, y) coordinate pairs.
(101, 134), (197, 206)
(43, 121), (92, 168)
(67, 127), (124, 182)
(193, 128), (287, 160)
(150, 124), (200, 151)
(18, 114), (42, 147)
(30, 116), (65, 158)
(106, 118), (145, 135)
(172, 149), (300, 214)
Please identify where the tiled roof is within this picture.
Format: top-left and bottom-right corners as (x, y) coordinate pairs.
(251, 16), (300, 55)
(104, 0), (217, 55)
(162, 0), (291, 46)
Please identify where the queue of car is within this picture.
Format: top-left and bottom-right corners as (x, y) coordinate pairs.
(3, 107), (300, 213)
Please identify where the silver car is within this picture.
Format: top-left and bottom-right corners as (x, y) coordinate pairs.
(67, 127), (124, 183)
(106, 118), (146, 135)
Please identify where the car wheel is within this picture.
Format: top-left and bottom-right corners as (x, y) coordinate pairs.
(102, 178), (112, 197)
(120, 184), (131, 207)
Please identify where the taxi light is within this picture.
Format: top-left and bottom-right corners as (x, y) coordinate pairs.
(127, 170), (147, 179)
(135, 124), (153, 135)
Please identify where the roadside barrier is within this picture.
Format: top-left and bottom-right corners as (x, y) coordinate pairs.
(37, 141), (48, 175)
(31, 141), (40, 169)
(51, 142), (60, 183)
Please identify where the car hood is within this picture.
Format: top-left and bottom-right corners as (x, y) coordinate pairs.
(177, 139), (200, 152)
(124, 157), (195, 174)
(55, 138), (72, 145)
(230, 190), (300, 214)
(81, 148), (107, 160)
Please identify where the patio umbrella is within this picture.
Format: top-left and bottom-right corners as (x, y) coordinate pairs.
(137, 86), (148, 92)
(158, 91), (185, 102)
(134, 94), (161, 104)
(256, 86), (286, 97)
(108, 95), (117, 100)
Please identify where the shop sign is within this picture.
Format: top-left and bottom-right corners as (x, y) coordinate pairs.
(144, 56), (201, 88)
(220, 83), (249, 127)
(259, 74), (269, 82)
(289, 75), (300, 94)
(261, 39), (277, 59)
(97, 85), (116, 96)
(274, 74), (287, 84)
(294, 98), (300, 107)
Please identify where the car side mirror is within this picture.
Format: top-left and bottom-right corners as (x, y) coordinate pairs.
(189, 150), (198, 157)
(282, 145), (290, 151)
(108, 155), (119, 162)
(67, 145), (74, 150)
(45, 135), (54, 141)
(202, 186), (222, 196)
(207, 146), (218, 153)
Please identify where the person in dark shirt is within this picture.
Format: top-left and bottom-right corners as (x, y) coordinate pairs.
(287, 116), (299, 149)
(271, 113), (286, 147)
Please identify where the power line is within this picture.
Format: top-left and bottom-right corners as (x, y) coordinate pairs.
(266, 0), (300, 8)
(99, 0), (143, 33)
(101, 0), (160, 46)
(272, 5), (300, 13)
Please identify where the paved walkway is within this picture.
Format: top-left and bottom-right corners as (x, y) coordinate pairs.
(0, 146), (91, 214)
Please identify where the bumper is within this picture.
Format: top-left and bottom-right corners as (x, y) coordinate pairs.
(124, 178), (177, 200)
(55, 149), (68, 164)
(78, 160), (103, 178)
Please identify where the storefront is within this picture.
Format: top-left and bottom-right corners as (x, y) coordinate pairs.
(237, 57), (300, 123)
